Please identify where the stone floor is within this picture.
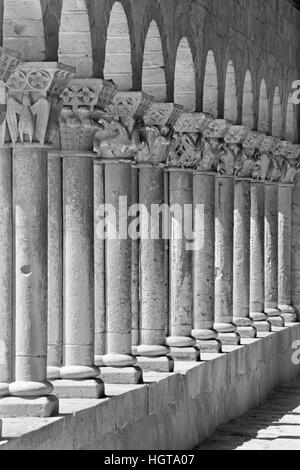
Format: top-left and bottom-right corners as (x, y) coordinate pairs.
(197, 377), (300, 450)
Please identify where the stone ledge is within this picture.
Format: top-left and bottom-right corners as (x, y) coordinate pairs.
(0, 324), (300, 450)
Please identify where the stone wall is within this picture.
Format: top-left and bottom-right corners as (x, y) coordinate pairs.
(0, 0), (298, 140)
(1, 324), (300, 450)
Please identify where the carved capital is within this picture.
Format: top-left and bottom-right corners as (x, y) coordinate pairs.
(0, 47), (22, 84)
(217, 143), (239, 176)
(143, 103), (182, 127)
(5, 62), (75, 147)
(224, 125), (250, 145)
(173, 112), (213, 134)
(243, 131), (265, 151)
(167, 132), (201, 169)
(93, 116), (141, 161)
(101, 91), (153, 119)
(60, 78), (116, 151)
(252, 152), (271, 181)
(203, 119), (231, 139)
(135, 126), (171, 166)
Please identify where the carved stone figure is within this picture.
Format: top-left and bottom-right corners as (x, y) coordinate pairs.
(197, 137), (221, 172)
(136, 126), (171, 165)
(7, 93), (50, 145)
(93, 117), (140, 160)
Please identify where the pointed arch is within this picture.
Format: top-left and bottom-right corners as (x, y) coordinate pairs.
(142, 20), (166, 101)
(258, 79), (269, 133)
(174, 37), (196, 111)
(224, 60), (238, 122)
(3, 0), (45, 61)
(104, 1), (132, 91)
(286, 94), (296, 143)
(203, 50), (218, 117)
(58, 0), (93, 76)
(242, 70), (254, 129)
(272, 87), (282, 138)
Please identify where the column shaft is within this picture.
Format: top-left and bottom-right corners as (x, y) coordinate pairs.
(47, 154), (63, 379)
(291, 181), (300, 318)
(166, 171), (199, 361)
(102, 162), (142, 383)
(192, 172), (220, 352)
(94, 162), (106, 366)
(136, 167), (172, 371)
(131, 167), (140, 347)
(278, 184), (296, 321)
(250, 182), (269, 331)
(0, 148), (13, 396)
(62, 157), (98, 378)
(265, 183), (284, 327)
(11, 147), (53, 397)
(214, 176), (239, 344)
(233, 179), (256, 337)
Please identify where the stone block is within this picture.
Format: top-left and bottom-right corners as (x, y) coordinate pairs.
(169, 347), (200, 362)
(52, 379), (104, 399)
(136, 356), (174, 372)
(0, 396), (59, 418)
(100, 367), (143, 384)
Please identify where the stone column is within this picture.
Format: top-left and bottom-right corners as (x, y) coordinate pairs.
(0, 62), (74, 417)
(265, 182), (284, 327)
(278, 183), (296, 322)
(0, 146), (13, 397)
(292, 175), (300, 318)
(233, 178), (256, 338)
(0, 48), (21, 400)
(166, 169), (199, 361)
(131, 167), (140, 347)
(47, 152), (63, 380)
(192, 172), (221, 352)
(250, 182), (270, 331)
(94, 115), (143, 384)
(51, 79), (115, 398)
(94, 162), (106, 366)
(214, 175), (240, 344)
(134, 127), (173, 371)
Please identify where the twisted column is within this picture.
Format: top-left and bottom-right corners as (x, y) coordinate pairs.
(0, 62), (73, 417)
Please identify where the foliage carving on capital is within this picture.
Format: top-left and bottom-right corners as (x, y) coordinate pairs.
(143, 103), (182, 127)
(5, 63), (74, 146)
(60, 78), (116, 151)
(93, 117), (140, 160)
(136, 126), (171, 165)
(197, 137), (221, 172)
(167, 132), (201, 169)
(235, 147), (259, 179)
(102, 92), (153, 119)
(173, 112), (213, 134)
(0, 47), (22, 84)
(217, 143), (238, 176)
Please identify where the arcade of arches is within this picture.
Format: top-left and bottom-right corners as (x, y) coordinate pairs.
(0, 0), (299, 450)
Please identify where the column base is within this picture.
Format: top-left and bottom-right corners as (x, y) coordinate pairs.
(94, 355), (104, 367)
(47, 366), (61, 380)
(278, 305), (297, 323)
(52, 378), (104, 399)
(169, 347), (200, 362)
(136, 356), (174, 373)
(253, 321), (271, 332)
(0, 395), (59, 418)
(195, 339), (222, 354)
(100, 366), (143, 385)
(236, 326), (257, 338)
(218, 332), (241, 346)
(268, 317), (285, 328)
(0, 383), (9, 397)
(265, 308), (285, 327)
